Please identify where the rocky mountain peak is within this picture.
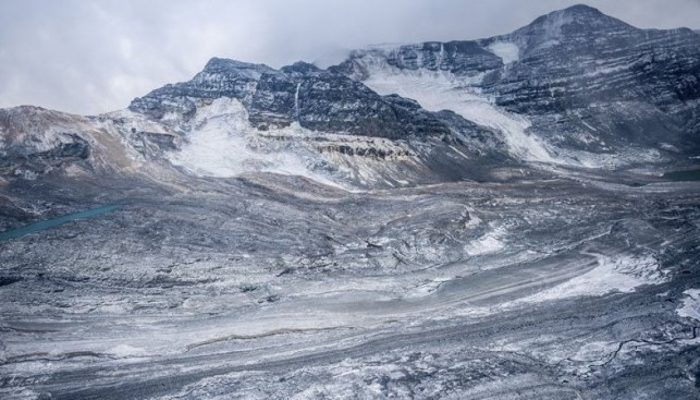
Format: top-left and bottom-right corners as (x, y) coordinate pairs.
(508, 4), (637, 52)
(558, 4), (605, 16)
(280, 61), (321, 75)
(530, 4), (632, 30)
(201, 57), (275, 77)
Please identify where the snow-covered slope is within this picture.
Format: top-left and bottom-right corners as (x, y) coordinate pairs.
(360, 63), (557, 164)
(0, 106), (145, 180)
(165, 97), (426, 188)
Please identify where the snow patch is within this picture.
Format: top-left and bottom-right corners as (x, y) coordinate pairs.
(520, 254), (666, 303)
(107, 344), (147, 358)
(677, 289), (700, 321)
(488, 42), (520, 64)
(465, 226), (505, 256)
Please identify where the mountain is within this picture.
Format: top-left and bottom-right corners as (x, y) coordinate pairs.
(339, 4), (700, 168)
(1, 4), (698, 190)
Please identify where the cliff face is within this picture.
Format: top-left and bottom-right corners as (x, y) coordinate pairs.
(129, 58), (455, 140)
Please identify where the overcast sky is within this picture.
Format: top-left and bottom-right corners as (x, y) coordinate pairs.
(1, 0), (699, 115)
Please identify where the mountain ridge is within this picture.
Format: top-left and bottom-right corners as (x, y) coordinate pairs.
(2, 4), (699, 188)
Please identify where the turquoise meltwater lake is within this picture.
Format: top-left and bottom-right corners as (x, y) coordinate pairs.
(0, 204), (121, 242)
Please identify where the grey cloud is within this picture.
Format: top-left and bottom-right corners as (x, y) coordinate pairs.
(1, 0), (699, 114)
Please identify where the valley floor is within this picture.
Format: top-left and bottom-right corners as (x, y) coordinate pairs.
(0, 172), (699, 399)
